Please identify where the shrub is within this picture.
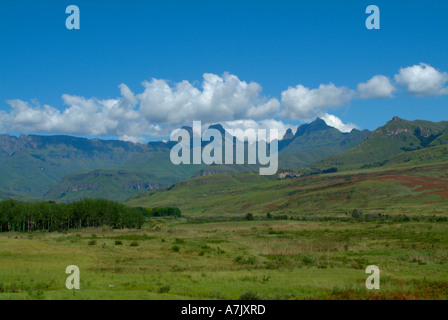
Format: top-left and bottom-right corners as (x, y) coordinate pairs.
(216, 247), (225, 254)
(239, 291), (262, 300)
(157, 285), (171, 293)
(210, 291), (224, 299)
(88, 240), (97, 246)
(174, 238), (185, 244)
(115, 240), (123, 245)
(234, 255), (257, 265)
(130, 241), (139, 247)
(351, 209), (364, 219)
(245, 213), (254, 221)
(301, 255), (316, 266)
(144, 207), (182, 218)
(273, 214), (288, 220)
(322, 167), (338, 174)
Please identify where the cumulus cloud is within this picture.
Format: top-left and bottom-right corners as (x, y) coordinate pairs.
(0, 73), (283, 142)
(320, 113), (359, 133)
(280, 83), (355, 121)
(3, 64), (448, 141)
(137, 72), (279, 124)
(0, 85), (161, 142)
(220, 119), (297, 142)
(394, 63), (448, 96)
(357, 75), (396, 99)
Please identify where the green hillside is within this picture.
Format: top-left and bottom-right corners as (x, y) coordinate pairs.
(0, 135), (156, 198)
(316, 117), (448, 170)
(127, 172), (275, 213)
(278, 119), (370, 168)
(2, 117), (446, 203)
(0, 134), (206, 200)
(355, 144), (448, 170)
(119, 151), (205, 183)
(44, 169), (165, 202)
(430, 129), (448, 146)
(126, 159), (448, 217)
(0, 119), (371, 201)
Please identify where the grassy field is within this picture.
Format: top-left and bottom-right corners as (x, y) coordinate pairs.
(1, 218), (447, 300)
(2, 159), (448, 300)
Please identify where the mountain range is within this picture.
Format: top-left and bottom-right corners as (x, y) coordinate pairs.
(1, 116), (447, 202)
(316, 116), (448, 170)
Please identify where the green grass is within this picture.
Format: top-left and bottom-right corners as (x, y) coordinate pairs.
(1, 219), (447, 300)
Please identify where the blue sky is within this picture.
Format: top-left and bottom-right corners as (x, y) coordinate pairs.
(1, 0), (447, 142)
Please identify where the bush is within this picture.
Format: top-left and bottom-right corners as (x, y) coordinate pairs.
(171, 245), (180, 252)
(174, 238), (185, 244)
(144, 207), (182, 218)
(351, 209), (364, 219)
(157, 285), (171, 293)
(115, 240), (123, 245)
(239, 291), (262, 300)
(322, 167), (338, 174)
(273, 214), (288, 220)
(301, 255), (316, 266)
(234, 255), (257, 265)
(88, 240), (97, 246)
(245, 213), (254, 221)
(130, 241), (139, 247)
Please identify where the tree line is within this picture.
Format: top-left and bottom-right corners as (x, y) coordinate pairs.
(0, 199), (144, 232)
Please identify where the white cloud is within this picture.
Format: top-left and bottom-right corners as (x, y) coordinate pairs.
(3, 65), (448, 142)
(280, 83), (355, 121)
(357, 75), (396, 99)
(118, 135), (147, 144)
(220, 119), (297, 142)
(0, 73), (281, 142)
(137, 72), (279, 125)
(1, 85), (161, 142)
(394, 63), (448, 96)
(320, 113), (359, 133)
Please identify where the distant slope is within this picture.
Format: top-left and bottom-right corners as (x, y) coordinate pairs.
(178, 119), (370, 173)
(0, 134), (150, 198)
(357, 144), (448, 170)
(316, 117), (448, 170)
(0, 134), (202, 199)
(430, 129), (448, 146)
(0, 118), (371, 201)
(118, 151), (205, 183)
(126, 159), (448, 216)
(126, 119), (448, 215)
(7, 116), (447, 202)
(127, 172), (275, 213)
(44, 169), (164, 202)
(278, 119), (370, 168)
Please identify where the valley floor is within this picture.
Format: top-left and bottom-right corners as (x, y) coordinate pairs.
(1, 218), (447, 300)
